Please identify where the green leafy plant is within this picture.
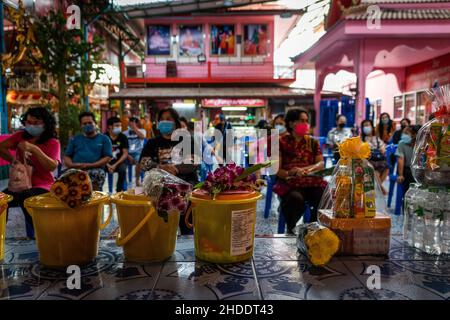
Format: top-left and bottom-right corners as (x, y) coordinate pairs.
(31, 9), (104, 149)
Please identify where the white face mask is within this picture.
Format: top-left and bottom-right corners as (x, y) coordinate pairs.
(363, 126), (372, 135)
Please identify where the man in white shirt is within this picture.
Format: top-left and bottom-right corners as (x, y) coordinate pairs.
(326, 114), (354, 162)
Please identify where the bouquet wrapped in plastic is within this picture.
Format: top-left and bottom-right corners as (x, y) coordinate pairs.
(319, 137), (388, 218)
(411, 84), (450, 187)
(50, 169), (93, 208)
(296, 222), (340, 266)
(141, 168), (192, 222)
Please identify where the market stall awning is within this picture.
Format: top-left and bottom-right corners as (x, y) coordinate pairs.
(109, 86), (333, 100)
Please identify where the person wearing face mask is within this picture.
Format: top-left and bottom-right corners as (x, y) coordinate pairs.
(272, 114), (288, 138)
(395, 125), (421, 195)
(139, 108), (199, 234)
(361, 119), (389, 195)
(0, 107), (61, 238)
(376, 112), (396, 144)
(274, 108), (327, 234)
(64, 112), (112, 191)
(105, 117), (129, 192)
(392, 118), (411, 145)
(124, 117), (146, 187)
(326, 114), (354, 162)
(213, 113), (232, 163)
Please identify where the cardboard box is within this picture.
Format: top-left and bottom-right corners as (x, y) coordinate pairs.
(319, 209), (391, 255)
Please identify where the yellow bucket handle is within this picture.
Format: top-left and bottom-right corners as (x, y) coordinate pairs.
(99, 202), (113, 230)
(116, 205), (156, 247)
(184, 204), (193, 229)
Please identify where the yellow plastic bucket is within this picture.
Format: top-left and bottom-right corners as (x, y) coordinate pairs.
(111, 190), (180, 263)
(24, 192), (111, 267)
(0, 194), (13, 262)
(188, 190), (262, 263)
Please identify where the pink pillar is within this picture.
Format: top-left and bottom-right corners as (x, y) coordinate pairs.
(354, 40), (375, 127)
(314, 69), (327, 136)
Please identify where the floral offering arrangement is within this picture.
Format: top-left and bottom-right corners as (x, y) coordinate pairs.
(142, 169), (192, 222)
(194, 161), (273, 199)
(50, 169), (93, 209)
(297, 222), (340, 266)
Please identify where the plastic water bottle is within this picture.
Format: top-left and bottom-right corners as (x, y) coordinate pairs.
(440, 188), (450, 254)
(412, 187), (426, 250)
(403, 183), (418, 245)
(423, 187), (443, 255)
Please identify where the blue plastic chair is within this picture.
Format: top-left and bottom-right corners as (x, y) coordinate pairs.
(394, 182), (404, 216)
(263, 175), (275, 219)
(315, 136), (334, 168)
(385, 144), (398, 208)
(278, 202), (311, 234)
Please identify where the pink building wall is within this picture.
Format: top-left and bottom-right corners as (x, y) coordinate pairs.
(365, 70), (403, 120)
(143, 16), (275, 79)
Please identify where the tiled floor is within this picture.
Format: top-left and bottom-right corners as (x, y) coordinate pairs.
(1, 235), (449, 300)
(2, 177), (447, 300)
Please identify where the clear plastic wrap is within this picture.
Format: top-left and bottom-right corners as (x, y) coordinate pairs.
(50, 169), (93, 208)
(318, 147), (388, 218)
(411, 85), (450, 187)
(296, 222), (340, 266)
(141, 168), (192, 221)
(317, 137), (391, 255)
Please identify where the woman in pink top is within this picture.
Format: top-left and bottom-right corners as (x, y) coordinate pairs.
(0, 107), (60, 238)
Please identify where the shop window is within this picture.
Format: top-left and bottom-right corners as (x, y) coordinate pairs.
(404, 93), (416, 123)
(416, 91), (430, 125)
(393, 95), (403, 119)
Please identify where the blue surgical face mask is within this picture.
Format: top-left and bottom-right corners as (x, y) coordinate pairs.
(382, 118), (390, 125)
(401, 133), (412, 144)
(112, 127), (122, 135)
(25, 125), (45, 137)
(82, 124), (95, 134)
(158, 120), (175, 135)
(363, 126), (372, 135)
(275, 124), (286, 134)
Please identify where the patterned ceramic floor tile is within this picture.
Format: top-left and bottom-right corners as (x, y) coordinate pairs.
(168, 236), (196, 262)
(343, 260), (447, 300)
(153, 262), (260, 300)
(388, 239), (450, 261)
(2, 240), (38, 264)
(0, 264), (56, 300)
(255, 260), (373, 300)
(253, 237), (306, 261)
(37, 263), (162, 300)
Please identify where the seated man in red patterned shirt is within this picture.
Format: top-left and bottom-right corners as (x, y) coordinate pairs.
(274, 108), (327, 234)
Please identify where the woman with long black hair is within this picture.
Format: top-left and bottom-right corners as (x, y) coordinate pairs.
(0, 107), (61, 238)
(376, 112), (396, 144)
